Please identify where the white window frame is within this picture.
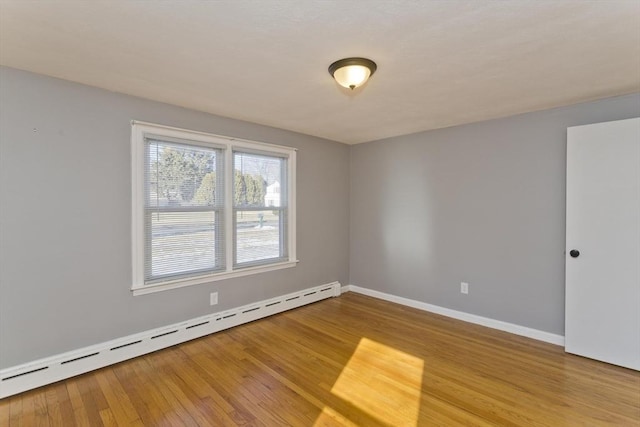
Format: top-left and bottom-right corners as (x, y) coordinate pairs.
(131, 121), (297, 296)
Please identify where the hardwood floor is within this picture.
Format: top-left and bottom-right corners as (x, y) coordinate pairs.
(1, 292), (639, 426)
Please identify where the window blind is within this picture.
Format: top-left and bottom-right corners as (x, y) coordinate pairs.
(144, 139), (224, 283)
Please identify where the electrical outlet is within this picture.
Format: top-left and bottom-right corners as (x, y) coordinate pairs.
(210, 292), (218, 306)
(460, 282), (469, 294)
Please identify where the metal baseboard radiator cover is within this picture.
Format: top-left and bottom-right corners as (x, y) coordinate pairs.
(0, 282), (341, 399)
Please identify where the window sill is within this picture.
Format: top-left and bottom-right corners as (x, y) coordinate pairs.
(131, 260), (299, 296)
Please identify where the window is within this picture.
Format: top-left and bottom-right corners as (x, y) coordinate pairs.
(233, 152), (288, 267)
(145, 139), (224, 284)
(132, 121), (296, 295)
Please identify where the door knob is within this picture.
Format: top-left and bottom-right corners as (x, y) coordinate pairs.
(570, 249), (580, 258)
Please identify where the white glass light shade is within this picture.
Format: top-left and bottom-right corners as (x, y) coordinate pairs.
(333, 65), (371, 90)
(328, 58), (377, 90)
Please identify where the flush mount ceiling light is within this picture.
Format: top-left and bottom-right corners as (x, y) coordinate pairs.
(328, 57), (377, 90)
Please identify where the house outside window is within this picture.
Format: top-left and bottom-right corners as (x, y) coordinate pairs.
(264, 181), (281, 207)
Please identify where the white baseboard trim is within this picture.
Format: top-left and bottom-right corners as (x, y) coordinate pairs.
(0, 282), (341, 399)
(342, 284), (565, 346)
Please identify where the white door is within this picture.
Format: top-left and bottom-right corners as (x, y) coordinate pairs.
(565, 117), (640, 370)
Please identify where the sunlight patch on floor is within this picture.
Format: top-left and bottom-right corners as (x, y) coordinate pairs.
(315, 337), (424, 426)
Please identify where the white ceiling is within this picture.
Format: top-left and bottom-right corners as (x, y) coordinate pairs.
(1, 1), (639, 144)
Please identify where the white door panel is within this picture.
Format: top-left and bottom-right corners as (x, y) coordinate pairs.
(565, 117), (640, 370)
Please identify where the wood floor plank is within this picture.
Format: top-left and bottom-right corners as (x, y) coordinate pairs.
(167, 347), (249, 426)
(2, 292), (639, 426)
(65, 381), (92, 426)
(147, 350), (224, 427)
(75, 375), (106, 426)
(18, 390), (37, 427)
(43, 389), (60, 426)
(8, 394), (23, 427)
(184, 338), (294, 426)
(128, 356), (196, 426)
(112, 359), (167, 426)
(55, 384), (76, 427)
(0, 396), (10, 426)
(93, 368), (141, 425)
(98, 407), (118, 427)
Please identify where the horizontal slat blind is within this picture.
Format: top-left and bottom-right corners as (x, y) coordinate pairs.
(145, 139), (224, 283)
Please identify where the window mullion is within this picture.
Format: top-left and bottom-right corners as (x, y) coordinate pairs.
(224, 145), (234, 272)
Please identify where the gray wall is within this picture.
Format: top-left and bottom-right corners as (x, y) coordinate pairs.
(0, 67), (350, 368)
(350, 94), (640, 335)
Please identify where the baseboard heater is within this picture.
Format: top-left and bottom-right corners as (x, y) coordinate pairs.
(0, 282), (341, 399)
